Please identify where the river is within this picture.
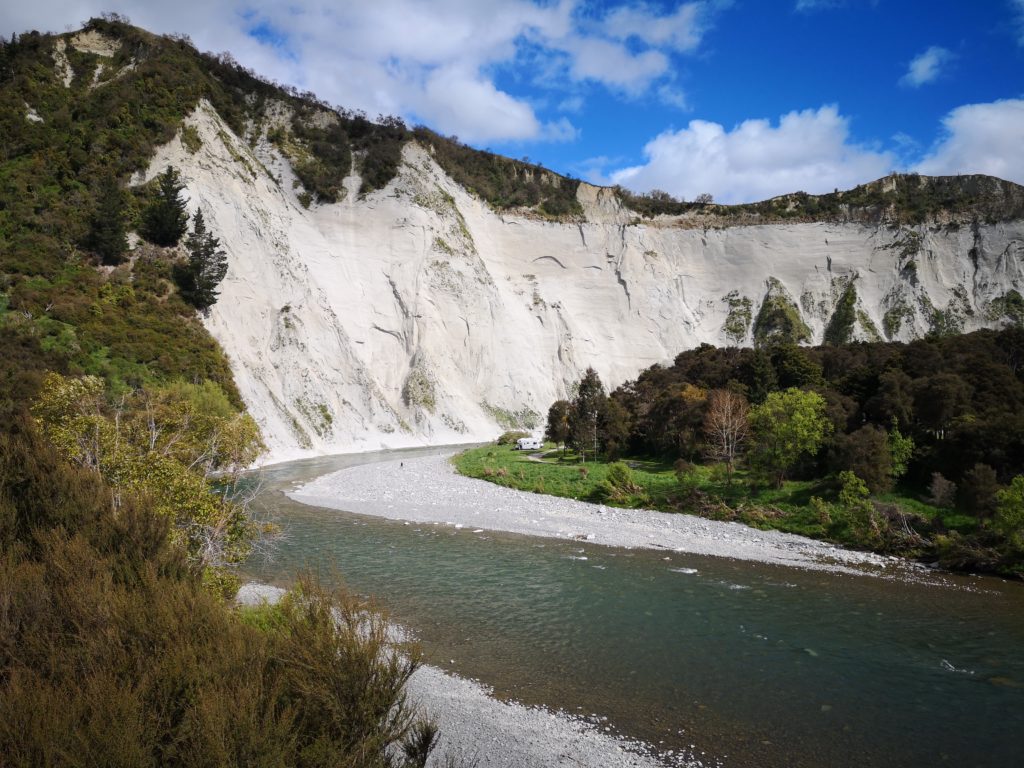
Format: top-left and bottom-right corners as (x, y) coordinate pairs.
(241, 446), (1024, 768)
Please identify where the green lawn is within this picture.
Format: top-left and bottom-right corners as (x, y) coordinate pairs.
(452, 443), (946, 550)
(454, 443), (679, 502)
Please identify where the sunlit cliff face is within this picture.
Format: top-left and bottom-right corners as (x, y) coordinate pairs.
(142, 101), (1024, 463)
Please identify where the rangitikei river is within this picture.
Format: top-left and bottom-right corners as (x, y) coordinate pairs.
(242, 447), (1024, 768)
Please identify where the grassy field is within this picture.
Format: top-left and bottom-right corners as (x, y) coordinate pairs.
(452, 443), (949, 548)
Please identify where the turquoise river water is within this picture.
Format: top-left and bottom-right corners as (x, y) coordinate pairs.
(241, 447), (1024, 768)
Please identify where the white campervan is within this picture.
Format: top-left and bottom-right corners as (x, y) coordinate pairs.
(514, 437), (542, 451)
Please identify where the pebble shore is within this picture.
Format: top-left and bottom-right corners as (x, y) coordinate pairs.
(289, 453), (901, 576)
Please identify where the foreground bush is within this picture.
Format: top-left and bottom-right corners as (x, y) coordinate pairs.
(0, 409), (437, 767)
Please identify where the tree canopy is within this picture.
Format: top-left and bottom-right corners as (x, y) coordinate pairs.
(545, 399), (570, 451)
(748, 388), (832, 487)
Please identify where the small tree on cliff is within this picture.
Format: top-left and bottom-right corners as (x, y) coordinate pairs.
(175, 209), (228, 312)
(141, 165), (188, 247)
(87, 173), (129, 265)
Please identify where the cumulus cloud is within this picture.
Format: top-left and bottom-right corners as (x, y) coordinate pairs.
(610, 106), (894, 203)
(415, 65), (544, 143)
(915, 99), (1024, 183)
(561, 36), (669, 94)
(601, 2), (705, 52)
(2, 0), (721, 145)
(656, 84), (689, 110)
(557, 95), (585, 113)
(900, 46), (953, 88)
(610, 98), (1024, 204)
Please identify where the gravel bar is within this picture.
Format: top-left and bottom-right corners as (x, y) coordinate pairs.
(289, 453), (902, 576)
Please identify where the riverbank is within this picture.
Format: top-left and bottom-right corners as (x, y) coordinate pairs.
(288, 453), (909, 577)
(235, 584), (699, 768)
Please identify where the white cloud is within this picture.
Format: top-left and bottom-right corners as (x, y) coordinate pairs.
(601, 2), (705, 52)
(915, 99), (1024, 183)
(557, 95), (585, 113)
(561, 36), (669, 94)
(657, 84), (689, 110)
(541, 117), (580, 142)
(414, 65), (543, 143)
(610, 98), (1024, 205)
(2, 0), (721, 145)
(900, 46), (953, 88)
(573, 154), (622, 184)
(610, 106), (894, 203)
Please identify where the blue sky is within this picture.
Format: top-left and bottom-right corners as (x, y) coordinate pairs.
(7, 1), (1024, 202)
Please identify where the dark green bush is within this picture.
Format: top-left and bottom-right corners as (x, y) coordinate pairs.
(496, 430), (530, 445)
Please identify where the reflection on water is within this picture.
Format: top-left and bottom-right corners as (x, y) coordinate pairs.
(243, 447), (1024, 768)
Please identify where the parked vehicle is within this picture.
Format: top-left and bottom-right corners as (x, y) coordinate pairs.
(514, 437), (543, 451)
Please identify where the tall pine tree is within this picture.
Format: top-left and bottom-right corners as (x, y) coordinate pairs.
(87, 174), (128, 265)
(175, 209), (228, 313)
(141, 165), (188, 247)
(569, 367), (606, 462)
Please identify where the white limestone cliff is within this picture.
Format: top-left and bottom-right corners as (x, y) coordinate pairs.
(139, 101), (1024, 463)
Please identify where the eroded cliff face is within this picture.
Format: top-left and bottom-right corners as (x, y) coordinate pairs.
(140, 101), (1024, 462)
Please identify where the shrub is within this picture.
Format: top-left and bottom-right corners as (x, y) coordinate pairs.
(412, 126), (582, 216)
(994, 476), (1024, 552)
(496, 430), (530, 445)
(673, 458), (692, 481)
(928, 472), (957, 508)
(596, 461), (647, 503)
(831, 424), (893, 493)
(0, 400), (439, 767)
(956, 463), (1000, 517)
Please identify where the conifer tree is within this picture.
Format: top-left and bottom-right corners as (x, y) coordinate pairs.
(544, 399), (570, 456)
(746, 348), (778, 404)
(141, 165), (188, 246)
(88, 174), (128, 265)
(569, 367), (606, 462)
(175, 209), (228, 312)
